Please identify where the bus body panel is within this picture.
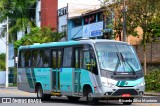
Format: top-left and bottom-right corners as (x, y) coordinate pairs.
(60, 68), (74, 95)
(80, 69), (97, 93)
(94, 77), (145, 98)
(34, 68), (51, 91)
(18, 68), (35, 93)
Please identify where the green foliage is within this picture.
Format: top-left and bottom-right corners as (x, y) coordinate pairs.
(145, 68), (160, 92)
(14, 27), (65, 51)
(9, 67), (17, 84)
(0, 0), (36, 41)
(102, 0), (160, 75)
(0, 53), (6, 71)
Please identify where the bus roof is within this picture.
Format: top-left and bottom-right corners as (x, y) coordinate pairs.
(18, 39), (129, 50)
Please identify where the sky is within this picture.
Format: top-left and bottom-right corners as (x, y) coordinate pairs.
(58, 0), (101, 8)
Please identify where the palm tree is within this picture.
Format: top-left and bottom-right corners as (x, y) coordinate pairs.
(0, 0), (36, 41)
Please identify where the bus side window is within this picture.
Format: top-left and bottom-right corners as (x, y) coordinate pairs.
(19, 50), (25, 67)
(63, 47), (72, 67)
(25, 51), (31, 67)
(52, 50), (57, 68)
(37, 50), (44, 67)
(83, 51), (91, 70)
(58, 50), (62, 68)
(32, 50), (38, 67)
(43, 50), (49, 67)
(90, 51), (98, 75)
(82, 45), (98, 75)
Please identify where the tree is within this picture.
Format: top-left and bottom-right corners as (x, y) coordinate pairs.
(0, 53), (6, 71)
(14, 27), (65, 51)
(0, 0), (36, 41)
(99, 0), (125, 40)
(102, 0), (160, 75)
(126, 0), (160, 75)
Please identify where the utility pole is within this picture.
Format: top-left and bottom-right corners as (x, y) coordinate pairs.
(5, 16), (9, 88)
(123, 0), (126, 42)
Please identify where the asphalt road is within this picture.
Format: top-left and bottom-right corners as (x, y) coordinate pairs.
(0, 87), (160, 106)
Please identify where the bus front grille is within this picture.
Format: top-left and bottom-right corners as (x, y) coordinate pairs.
(112, 89), (138, 96)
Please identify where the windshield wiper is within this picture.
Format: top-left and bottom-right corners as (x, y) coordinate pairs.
(119, 53), (136, 75)
(113, 52), (121, 75)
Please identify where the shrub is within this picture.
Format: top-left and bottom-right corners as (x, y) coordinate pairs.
(145, 68), (160, 92)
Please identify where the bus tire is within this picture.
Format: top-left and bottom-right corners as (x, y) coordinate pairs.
(67, 96), (80, 102)
(86, 88), (99, 104)
(36, 85), (51, 100)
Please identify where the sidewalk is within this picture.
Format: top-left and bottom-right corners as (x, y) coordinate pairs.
(145, 92), (160, 96)
(0, 84), (17, 89)
(0, 84), (5, 88)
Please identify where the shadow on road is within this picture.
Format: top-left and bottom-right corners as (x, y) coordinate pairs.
(42, 97), (124, 105)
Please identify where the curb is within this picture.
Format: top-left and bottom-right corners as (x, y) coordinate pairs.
(144, 92), (160, 96)
(0, 86), (17, 89)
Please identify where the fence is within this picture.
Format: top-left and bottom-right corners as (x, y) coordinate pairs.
(134, 42), (160, 64)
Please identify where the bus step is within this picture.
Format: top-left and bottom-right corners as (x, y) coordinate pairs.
(51, 92), (61, 96)
(74, 92), (82, 96)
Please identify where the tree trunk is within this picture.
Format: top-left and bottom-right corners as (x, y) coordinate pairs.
(143, 48), (147, 75)
(143, 32), (147, 75)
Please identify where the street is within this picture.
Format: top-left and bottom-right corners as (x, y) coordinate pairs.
(0, 88), (160, 106)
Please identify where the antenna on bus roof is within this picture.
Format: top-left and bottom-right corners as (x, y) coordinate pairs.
(73, 37), (90, 41)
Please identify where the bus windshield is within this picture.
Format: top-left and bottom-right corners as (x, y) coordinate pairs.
(95, 43), (141, 72)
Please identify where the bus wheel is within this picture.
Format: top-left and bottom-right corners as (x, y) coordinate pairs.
(37, 85), (51, 100)
(67, 96), (80, 102)
(86, 88), (99, 104)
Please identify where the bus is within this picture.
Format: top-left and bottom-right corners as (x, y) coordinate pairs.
(17, 39), (145, 105)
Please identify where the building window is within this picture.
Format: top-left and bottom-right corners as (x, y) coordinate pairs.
(84, 16), (89, 25)
(97, 12), (103, 22)
(61, 25), (67, 32)
(73, 18), (82, 27)
(39, 11), (41, 21)
(89, 14), (96, 23)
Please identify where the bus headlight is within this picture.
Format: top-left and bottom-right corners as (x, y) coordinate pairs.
(137, 82), (145, 88)
(102, 82), (115, 87)
(108, 83), (116, 88)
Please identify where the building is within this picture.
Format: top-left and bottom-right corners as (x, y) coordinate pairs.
(58, 6), (67, 33)
(67, 7), (113, 41)
(36, 0), (58, 30)
(67, 5), (142, 45)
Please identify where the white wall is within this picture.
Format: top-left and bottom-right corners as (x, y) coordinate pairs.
(36, 0), (41, 27)
(0, 71), (6, 84)
(58, 15), (67, 32)
(0, 23), (6, 53)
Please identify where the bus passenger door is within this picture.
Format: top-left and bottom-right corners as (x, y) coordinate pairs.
(51, 50), (62, 92)
(74, 48), (82, 95)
